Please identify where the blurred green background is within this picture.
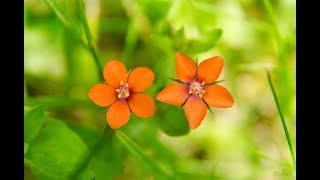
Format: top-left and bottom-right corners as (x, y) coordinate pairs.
(24, 0), (296, 179)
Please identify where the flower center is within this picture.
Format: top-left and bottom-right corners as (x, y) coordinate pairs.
(189, 81), (206, 98)
(116, 80), (130, 99)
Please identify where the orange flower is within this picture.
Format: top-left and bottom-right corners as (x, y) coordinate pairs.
(88, 60), (155, 129)
(156, 53), (234, 129)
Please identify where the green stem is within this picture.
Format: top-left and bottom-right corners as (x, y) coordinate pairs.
(267, 71), (296, 171)
(69, 125), (113, 179)
(24, 97), (90, 108)
(75, 0), (103, 80)
(116, 130), (172, 179)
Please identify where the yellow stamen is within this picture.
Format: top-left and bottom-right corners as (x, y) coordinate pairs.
(201, 90), (206, 94)
(115, 89), (120, 93)
(189, 90), (193, 94)
(118, 94), (122, 98)
(125, 83), (129, 88)
(199, 94), (203, 98)
(201, 81), (205, 86)
(120, 80), (124, 85)
(124, 93), (129, 97)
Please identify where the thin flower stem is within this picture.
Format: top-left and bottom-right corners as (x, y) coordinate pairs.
(267, 71), (296, 171)
(75, 0), (103, 80)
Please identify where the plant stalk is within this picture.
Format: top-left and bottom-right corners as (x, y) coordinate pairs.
(76, 0), (103, 80)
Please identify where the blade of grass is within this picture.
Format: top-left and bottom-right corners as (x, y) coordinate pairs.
(115, 130), (172, 179)
(75, 0), (103, 80)
(267, 71), (296, 171)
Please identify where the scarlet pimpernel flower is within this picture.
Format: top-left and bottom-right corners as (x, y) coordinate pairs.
(88, 60), (155, 129)
(156, 53), (234, 129)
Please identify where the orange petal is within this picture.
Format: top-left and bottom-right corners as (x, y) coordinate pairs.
(176, 53), (197, 83)
(128, 67), (155, 93)
(107, 100), (131, 129)
(128, 93), (155, 118)
(203, 85), (234, 108)
(156, 83), (189, 106)
(88, 83), (117, 107)
(184, 96), (207, 129)
(197, 56), (223, 84)
(103, 60), (127, 88)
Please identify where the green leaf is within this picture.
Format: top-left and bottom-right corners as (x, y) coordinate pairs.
(156, 103), (190, 136)
(115, 130), (172, 179)
(184, 29), (223, 54)
(24, 118), (93, 179)
(24, 143), (29, 155)
(24, 105), (46, 143)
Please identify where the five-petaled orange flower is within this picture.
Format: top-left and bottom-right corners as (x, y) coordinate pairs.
(156, 53), (234, 129)
(88, 60), (155, 129)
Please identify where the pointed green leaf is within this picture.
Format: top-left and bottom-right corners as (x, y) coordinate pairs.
(24, 105), (46, 143)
